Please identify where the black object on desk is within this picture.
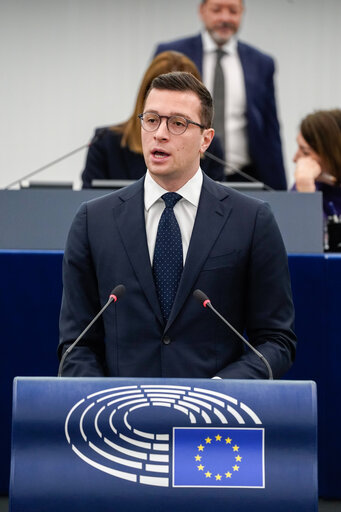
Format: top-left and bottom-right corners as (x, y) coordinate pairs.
(327, 222), (341, 252)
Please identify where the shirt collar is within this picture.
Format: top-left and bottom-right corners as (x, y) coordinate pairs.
(202, 30), (237, 55)
(144, 168), (203, 211)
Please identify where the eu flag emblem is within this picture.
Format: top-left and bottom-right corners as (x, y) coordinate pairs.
(173, 428), (264, 488)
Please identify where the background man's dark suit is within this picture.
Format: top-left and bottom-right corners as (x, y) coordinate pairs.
(59, 174), (296, 378)
(154, 35), (287, 191)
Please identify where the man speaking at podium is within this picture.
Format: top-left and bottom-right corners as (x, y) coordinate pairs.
(58, 72), (296, 379)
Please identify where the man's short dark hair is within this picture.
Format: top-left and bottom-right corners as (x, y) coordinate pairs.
(146, 71), (214, 129)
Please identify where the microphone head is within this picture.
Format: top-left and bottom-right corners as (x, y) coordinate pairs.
(193, 289), (210, 305)
(110, 284), (126, 301)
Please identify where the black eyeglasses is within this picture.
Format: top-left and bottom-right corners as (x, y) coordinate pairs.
(138, 112), (206, 135)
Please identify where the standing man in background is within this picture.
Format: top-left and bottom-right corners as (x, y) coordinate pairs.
(154, 0), (287, 190)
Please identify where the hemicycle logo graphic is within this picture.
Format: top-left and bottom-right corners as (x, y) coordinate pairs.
(65, 384), (264, 488)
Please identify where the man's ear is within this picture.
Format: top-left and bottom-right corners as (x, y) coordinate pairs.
(200, 128), (215, 154)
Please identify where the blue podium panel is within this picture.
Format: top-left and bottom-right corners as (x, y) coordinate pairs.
(10, 378), (317, 512)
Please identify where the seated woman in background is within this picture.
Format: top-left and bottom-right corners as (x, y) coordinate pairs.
(293, 108), (341, 216)
(81, 51), (224, 188)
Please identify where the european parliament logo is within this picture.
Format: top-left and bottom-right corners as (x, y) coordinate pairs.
(65, 384), (264, 488)
(173, 427), (264, 488)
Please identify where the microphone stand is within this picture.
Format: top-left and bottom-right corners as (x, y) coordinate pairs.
(4, 128), (107, 190)
(205, 150), (273, 191)
(4, 144), (89, 190)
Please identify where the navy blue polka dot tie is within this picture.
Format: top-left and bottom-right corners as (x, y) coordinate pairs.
(153, 192), (183, 322)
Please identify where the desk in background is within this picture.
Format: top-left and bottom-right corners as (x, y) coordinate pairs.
(0, 189), (323, 253)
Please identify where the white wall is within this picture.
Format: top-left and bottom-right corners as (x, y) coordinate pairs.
(1, 0), (340, 189)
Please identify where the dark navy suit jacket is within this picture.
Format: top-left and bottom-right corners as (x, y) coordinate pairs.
(154, 35), (287, 190)
(59, 174), (296, 379)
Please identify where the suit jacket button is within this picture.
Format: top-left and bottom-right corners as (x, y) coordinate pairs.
(163, 335), (171, 345)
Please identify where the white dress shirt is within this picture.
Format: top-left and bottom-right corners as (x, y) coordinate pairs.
(144, 168), (203, 265)
(144, 169), (221, 379)
(202, 30), (251, 172)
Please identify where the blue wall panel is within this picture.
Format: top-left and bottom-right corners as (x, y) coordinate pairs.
(0, 251), (62, 495)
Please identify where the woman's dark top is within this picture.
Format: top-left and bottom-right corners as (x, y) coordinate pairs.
(81, 128), (225, 188)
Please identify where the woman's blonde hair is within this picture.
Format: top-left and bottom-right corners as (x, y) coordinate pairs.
(111, 51), (202, 153)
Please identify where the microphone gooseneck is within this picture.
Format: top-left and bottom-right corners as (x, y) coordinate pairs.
(58, 284), (125, 377)
(193, 288), (273, 380)
(204, 150), (273, 191)
(4, 128), (107, 190)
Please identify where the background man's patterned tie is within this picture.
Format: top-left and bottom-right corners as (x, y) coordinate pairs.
(153, 192), (183, 322)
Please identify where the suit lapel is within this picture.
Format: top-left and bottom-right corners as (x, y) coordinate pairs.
(113, 177), (233, 331)
(193, 34), (204, 76)
(113, 179), (163, 325)
(237, 41), (254, 108)
(166, 177), (232, 329)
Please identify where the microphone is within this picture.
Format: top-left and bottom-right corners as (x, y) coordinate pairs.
(205, 150), (273, 191)
(58, 284), (125, 377)
(193, 289), (273, 380)
(4, 128), (107, 190)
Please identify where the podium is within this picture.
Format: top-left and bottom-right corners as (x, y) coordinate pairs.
(10, 378), (317, 512)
